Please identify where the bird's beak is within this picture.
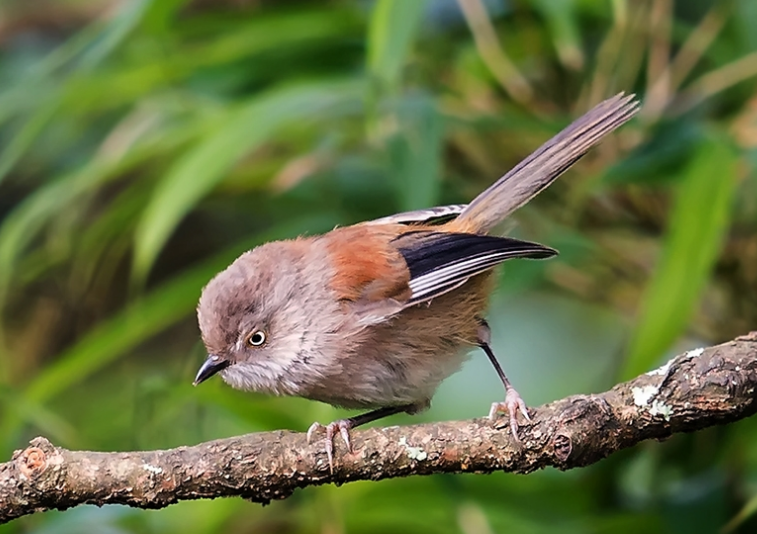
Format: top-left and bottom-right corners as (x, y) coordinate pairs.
(193, 355), (229, 386)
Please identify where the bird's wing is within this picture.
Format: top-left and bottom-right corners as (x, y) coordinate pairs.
(392, 231), (557, 306)
(362, 205), (467, 227)
(323, 226), (556, 326)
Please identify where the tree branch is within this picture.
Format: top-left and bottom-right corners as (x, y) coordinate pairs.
(3, 333), (757, 524)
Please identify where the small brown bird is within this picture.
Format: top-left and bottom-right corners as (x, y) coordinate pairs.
(194, 93), (639, 471)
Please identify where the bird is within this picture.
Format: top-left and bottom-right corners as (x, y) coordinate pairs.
(193, 93), (639, 472)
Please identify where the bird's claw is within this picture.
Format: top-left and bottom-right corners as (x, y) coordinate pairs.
(488, 386), (530, 442)
(307, 420), (354, 474)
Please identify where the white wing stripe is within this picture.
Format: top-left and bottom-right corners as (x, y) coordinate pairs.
(409, 254), (503, 290)
(406, 278), (470, 304)
(365, 204), (468, 226)
(408, 251), (526, 298)
(409, 253), (511, 291)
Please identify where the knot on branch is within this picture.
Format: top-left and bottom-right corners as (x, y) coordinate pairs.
(17, 448), (46, 479)
(735, 331), (757, 342)
(552, 434), (572, 462)
(12, 437), (56, 480)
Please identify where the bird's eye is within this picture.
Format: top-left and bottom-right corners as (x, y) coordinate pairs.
(246, 330), (266, 347)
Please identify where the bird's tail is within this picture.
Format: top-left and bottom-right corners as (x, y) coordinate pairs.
(450, 93), (639, 234)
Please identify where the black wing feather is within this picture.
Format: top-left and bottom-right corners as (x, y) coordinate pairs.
(393, 231), (556, 305)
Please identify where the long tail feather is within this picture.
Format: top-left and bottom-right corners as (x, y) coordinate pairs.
(452, 93), (639, 233)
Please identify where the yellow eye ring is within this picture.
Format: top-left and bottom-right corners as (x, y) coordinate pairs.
(247, 330), (266, 347)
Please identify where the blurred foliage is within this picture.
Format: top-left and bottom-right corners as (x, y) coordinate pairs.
(1, 0), (757, 532)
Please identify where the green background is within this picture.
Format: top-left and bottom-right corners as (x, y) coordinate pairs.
(1, 0), (756, 532)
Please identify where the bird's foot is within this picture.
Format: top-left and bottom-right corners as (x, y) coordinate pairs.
(306, 404), (420, 473)
(307, 419), (354, 474)
(488, 386), (531, 442)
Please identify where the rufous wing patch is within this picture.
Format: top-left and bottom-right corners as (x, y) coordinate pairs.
(324, 225), (412, 303)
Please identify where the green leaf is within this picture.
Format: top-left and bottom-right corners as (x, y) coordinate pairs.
(367, 0), (427, 90)
(0, 122), (200, 306)
(531, 0), (584, 70)
(387, 96), (444, 210)
(621, 135), (738, 379)
(0, 97), (61, 185)
(77, 0), (151, 70)
(132, 80), (362, 283)
(722, 491), (757, 533)
(0, 163), (108, 303)
(0, 385), (79, 449)
(0, 0), (151, 185)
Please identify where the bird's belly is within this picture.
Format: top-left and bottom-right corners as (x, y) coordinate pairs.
(303, 344), (474, 409)
(304, 277), (491, 409)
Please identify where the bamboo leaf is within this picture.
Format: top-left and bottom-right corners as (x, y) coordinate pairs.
(132, 80), (362, 282)
(387, 95), (444, 210)
(367, 0), (427, 90)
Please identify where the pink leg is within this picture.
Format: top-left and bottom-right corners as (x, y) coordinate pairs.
(487, 385), (531, 440)
(306, 404), (419, 473)
(478, 320), (530, 441)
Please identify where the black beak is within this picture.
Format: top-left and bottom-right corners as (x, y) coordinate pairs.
(193, 355), (230, 386)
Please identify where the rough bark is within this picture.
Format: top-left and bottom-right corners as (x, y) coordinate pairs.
(2, 333), (757, 524)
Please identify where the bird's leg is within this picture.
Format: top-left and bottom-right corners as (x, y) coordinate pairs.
(477, 319), (530, 441)
(307, 403), (423, 473)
